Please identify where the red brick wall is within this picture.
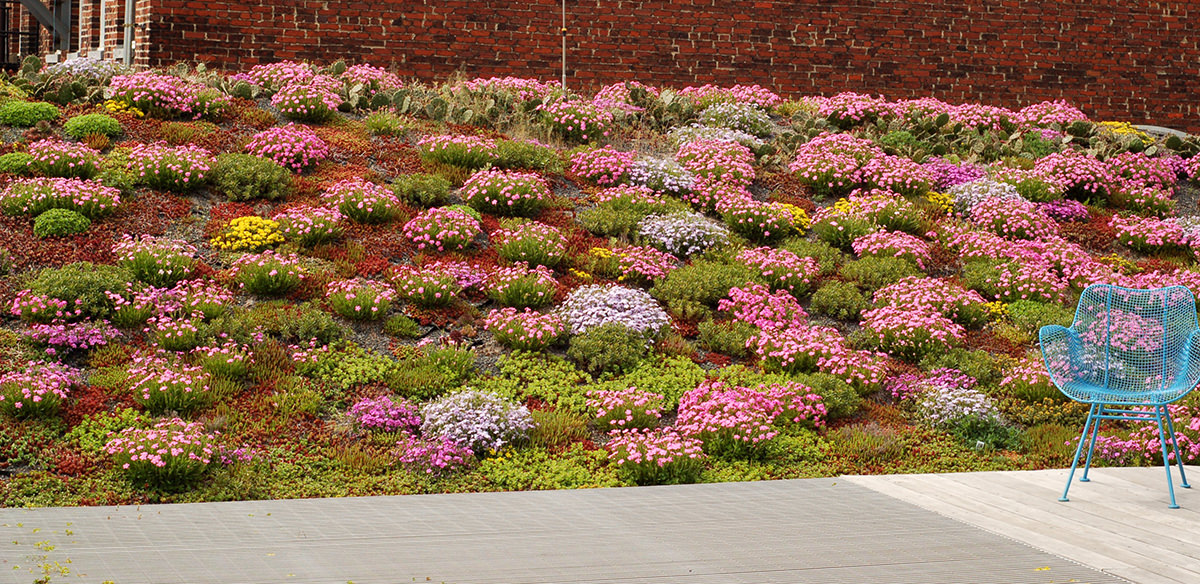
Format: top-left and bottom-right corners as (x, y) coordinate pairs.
(89, 1), (1200, 131)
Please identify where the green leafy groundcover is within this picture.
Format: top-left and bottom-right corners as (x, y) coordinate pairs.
(0, 58), (1198, 506)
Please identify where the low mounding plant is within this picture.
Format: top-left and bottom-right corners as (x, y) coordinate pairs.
(493, 220), (567, 267)
(859, 305), (964, 362)
(605, 428), (706, 485)
(33, 208), (90, 237)
(852, 230), (932, 269)
(809, 201), (875, 251)
(389, 264), (462, 307)
(127, 352), (212, 415)
(676, 380), (780, 458)
(401, 206), (482, 252)
(271, 78), (342, 122)
(676, 139), (755, 187)
(567, 322), (651, 375)
(245, 124), (330, 172)
(349, 395), (421, 433)
(108, 71), (228, 119)
(273, 205), (343, 246)
(789, 132), (881, 198)
(145, 312), (207, 352)
(558, 284), (670, 336)
(718, 198), (796, 244)
(325, 279), (395, 320)
(638, 211), (730, 257)
(128, 142), (213, 192)
(105, 418), (217, 491)
(0, 152), (32, 175)
(586, 386), (665, 430)
(461, 169), (552, 217)
(537, 99), (613, 142)
(970, 196), (1058, 240)
(27, 139), (102, 179)
(568, 145), (636, 185)
(63, 113), (122, 139)
(321, 177), (400, 224)
(488, 263), (558, 308)
(112, 234), (196, 286)
(0, 361), (79, 419)
(0, 100), (60, 126)
(391, 173), (452, 207)
(210, 216), (285, 252)
(697, 102), (773, 138)
(416, 134), (499, 169)
(212, 153), (292, 201)
(420, 389), (535, 455)
(22, 261), (131, 319)
(0, 176), (121, 218)
(484, 307), (567, 351)
(395, 434), (475, 476)
(230, 250), (305, 296)
(627, 158), (695, 196)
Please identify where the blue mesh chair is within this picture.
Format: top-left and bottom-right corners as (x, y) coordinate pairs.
(1040, 284), (1200, 508)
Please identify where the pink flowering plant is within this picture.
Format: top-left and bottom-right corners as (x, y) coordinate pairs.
(0, 177), (120, 218)
(853, 230), (931, 269)
(1017, 100), (1089, 126)
(273, 205), (344, 247)
(389, 264), (462, 307)
(680, 84), (782, 109)
(341, 64), (403, 93)
(461, 169), (551, 217)
(11, 289), (78, 323)
(493, 220), (567, 267)
(718, 198), (795, 244)
(401, 206), (482, 252)
(611, 245), (679, 284)
(1088, 404), (1200, 466)
(230, 250), (306, 296)
(1110, 214), (1189, 254)
(1109, 185), (1175, 217)
(676, 380), (780, 459)
(568, 146), (636, 185)
(1034, 152), (1115, 202)
(27, 139), (102, 179)
(395, 434), (476, 476)
(873, 277), (988, 327)
(113, 234), (197, 287)
(749, 324), (844, 374)
(736, 247), (819, 295)
(145, 312), (206, 352)
(128, 352), (212, 414)
(270, 77), (342, 123)
(456, 76), (563, 102)
(537, 99), (613, 143)
(326, 278), (395, 320)
(321, 178), (400, 224)
(128, 142), (213, 192)
(970, 196), (1058, 240)
(0, 361), (79, 419)
(858, 154), (935, 198)
(675, 139), (755, 187)
(171, 278), (235, 320)
(809, 202), (875, 251)
(719, 283), (808, 331)
(104, 418), (218, 491)
(25, 319), (121, 357)
(245, 124), (330, 172)
(108, 71), (228, 119)
(232, 61), (315, 93)
(788, 131), (881, 198)
(416, 134), (499, 169)
(605, 428), (706, 485)
(488, 263), (557, 308)
(350, 395), (421, 433)
(859, 305), (965, 362)
(193, 341), (250, 379)
(587, 386), (665, 430)
(483, 307), (567, 351)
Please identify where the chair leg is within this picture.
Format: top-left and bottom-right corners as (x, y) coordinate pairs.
(1080, 406), (1104, 482)
(1163, 407), (1191, 489)
(1155, 406), (1180, 509)
(1061, 404), (1098, 502)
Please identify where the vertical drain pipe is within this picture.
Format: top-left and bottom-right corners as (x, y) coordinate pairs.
(560, 0), (566, 89)
(123, 0), (133, 66)
(98, 0), (105, 57)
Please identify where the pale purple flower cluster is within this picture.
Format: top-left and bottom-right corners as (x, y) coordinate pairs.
(558, 284), (669, 336)
(245, 124), (330, 172)
(915, 383), (1000, 427)
(350, 395), (421, 433)
(922, 158), (987, 190)
(637, 211), (729, 256)
(696, 102), (772, 137)
(947, 178), (1024, 215)
(627, 158), (695, 195)
(419, 389), (534, 455)
(886, 367), (976, 401)
(667, 123), (766, 151)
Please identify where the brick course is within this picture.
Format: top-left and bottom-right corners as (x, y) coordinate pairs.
(66, 1), (1200, 131)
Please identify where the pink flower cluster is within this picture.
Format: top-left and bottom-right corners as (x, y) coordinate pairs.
(321, 177), (399, 224)
(1107, 151), (1177, 191)
(605, 428), (705, 484)
(389, 264), (461, 307)
(788, 132), (882, 195)
(612, 245), (679, 283)
(717, 197), (794, 242)
(461, 169), (551, 216)
(873, 277), (987, 325)
(0, 176), (121, 218)
(537, 99), (613, 142)
(230, 250), (306, 295)
(232, 61), (315, 91)
(675, 139), (755, 187)
(104, 418), (217, 471)
(1016, 100), (1089, 126)
(270, 75), (343, 122)
(592, 81), (659, 111)
(970, 196), (1059, 240)
(492, 221), (567, 267)
(25, 319), (121, 357)
(401, 206), (482, 251)
(684, 178), (752, 213)
(737, 247), (819, 294)
(680, 84), (782, 108)
(113, 234), (197, 286)
(593, 184), (662, 206)
(27, 139), (101, 179)
(245, 124), (330, 172)
(853, 230), (931, 268)
(676, 380), (781, 454)
(1035, 152), (1115, 200)
(325, 279), (396, 320)
(11, 289), (76, 323)
(108, 71), (228, 119)
(1110, 214), (1189, 253)
(341, 64), (403, 91)
(488, 263), (558, 308)
(127, 351), (211, 413)
(0, 360), (78, 417)
(396, 434), (476, 476)
(859, 305), (965, 361)
(415, 134), (499, 169)
(128, 142), (213, 191)
(349, 395), (421, 433)
(1091, 404), (1200, 465)
(569, 146), (636, 185)
(273, 205), (344, 246)
(859, 155), (935, 198)
(809, 92), (898, 126)
(145, 311), (205, 351)
(719, 283), (808, 331)
(587, 386), (665, 430)
(483, 307), (566, 351)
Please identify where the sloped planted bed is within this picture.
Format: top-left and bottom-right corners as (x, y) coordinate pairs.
(0, 58), (1198, 506)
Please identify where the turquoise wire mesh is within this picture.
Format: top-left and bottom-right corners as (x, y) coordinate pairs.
(1040, 284), (1200, 405)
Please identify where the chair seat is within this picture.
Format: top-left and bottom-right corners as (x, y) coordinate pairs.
(1060, 380), (1191, 406)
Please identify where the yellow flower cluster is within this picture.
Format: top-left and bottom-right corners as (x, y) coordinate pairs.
(925, 191), (954, 215)
(104, 99), (145, 118)
(1098, 121), (1151, 144)
(211, 216), (285, 252)
(830, 197), (861, 215)
(569, 268), (593, 281)
(1097, 253), (1140, 274)
(588, 247), (615, 259)
(983, 301), (1009, 319)
(777, 203), (812, 233)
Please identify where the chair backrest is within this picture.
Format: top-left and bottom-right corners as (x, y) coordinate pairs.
(1072, 284), (1198, 394)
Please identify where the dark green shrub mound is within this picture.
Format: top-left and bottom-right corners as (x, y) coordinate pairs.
(809, 281), (870, 321)
(0, 100), (60, 126)
(63, 113), (122, 139)
(29, 262), (131, 319)
(840, 256), (922, 292)
(391, 173), (451, 207)
(651, 260), (760, 319)
(212, 153), (292, 201)
(33, 208), (90, 238)
(568, 322), (650, 376)
(0, 152), (32, 175)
